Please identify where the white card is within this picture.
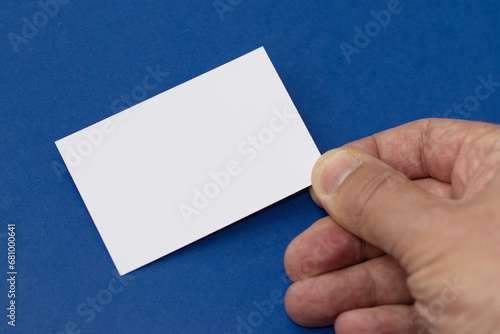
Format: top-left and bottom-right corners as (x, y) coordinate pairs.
(55, 47), (320, 275)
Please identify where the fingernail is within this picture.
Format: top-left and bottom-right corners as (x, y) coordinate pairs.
(317, 149), (361, 194)
(309, 186), (322, 208)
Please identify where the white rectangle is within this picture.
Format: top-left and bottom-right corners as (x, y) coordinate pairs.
(55, 47), (321, 275)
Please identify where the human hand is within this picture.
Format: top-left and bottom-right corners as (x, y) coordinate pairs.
(284, 118), (500, 333)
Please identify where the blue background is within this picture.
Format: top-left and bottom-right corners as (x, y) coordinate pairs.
(1, 1), (500, 333)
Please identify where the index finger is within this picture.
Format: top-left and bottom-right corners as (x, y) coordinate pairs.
(342, 118), (500, 184)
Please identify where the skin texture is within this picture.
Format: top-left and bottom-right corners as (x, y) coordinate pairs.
(284, 118), (500, 334)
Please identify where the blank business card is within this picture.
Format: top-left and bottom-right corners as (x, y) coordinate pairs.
(55, 47), (320, 275)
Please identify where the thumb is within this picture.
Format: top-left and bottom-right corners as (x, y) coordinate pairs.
(311, 148), (448, 261)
